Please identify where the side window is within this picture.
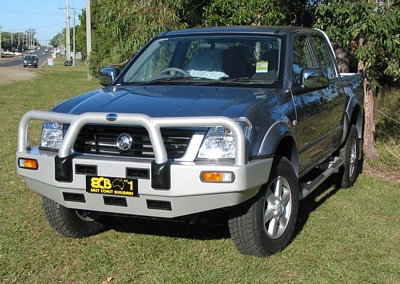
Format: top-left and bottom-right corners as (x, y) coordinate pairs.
(311, 36), (336, 79)
(293, 36), (315, 83)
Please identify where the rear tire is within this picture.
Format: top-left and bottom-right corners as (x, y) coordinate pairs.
(339, 125), (360, 188)
(228, 156), (299, 256)
(42, 196), (112, 238)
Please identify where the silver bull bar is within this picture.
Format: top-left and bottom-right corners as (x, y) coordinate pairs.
(18, 110), (247, 166)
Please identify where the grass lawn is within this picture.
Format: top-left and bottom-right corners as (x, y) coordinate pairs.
(1, 63), (399, 283)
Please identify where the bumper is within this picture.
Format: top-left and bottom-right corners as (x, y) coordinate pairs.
(16, 111), (272, 218)
(17, 149), (272, 218)
(24, 62), (37, 66)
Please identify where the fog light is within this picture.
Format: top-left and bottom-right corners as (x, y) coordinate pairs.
(18, 158), (38, 170)
(201, 171), (234, 183)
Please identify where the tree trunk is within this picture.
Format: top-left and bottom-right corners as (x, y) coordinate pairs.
(362, 72), (380, 159)
(335, 46), (350, 73)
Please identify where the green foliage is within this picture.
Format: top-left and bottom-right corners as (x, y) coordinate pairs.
(76, 12), (87, 54)
(314, 1), (400, 92)
(75, 0), (323, 76)
(77, 0), (200, 77)
(203, 0), (285, 26)
(0, 32), (32, 51)
(203, 0), (315, 26)
(48, 32), (63, 48)
(372, 87), (400, 173)
(376, 87), (400, 142)
(371, 137), (400, 175)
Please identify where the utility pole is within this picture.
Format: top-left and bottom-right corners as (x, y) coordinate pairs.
(66, 0), (71, 61)
(27, 29), (32, 48)
(60, 1), (71, 60)
(28, 29), (31, 48)
(0, 25), (2, 58)
(86, 0), (92, 80)
(72, 9), (76, 66)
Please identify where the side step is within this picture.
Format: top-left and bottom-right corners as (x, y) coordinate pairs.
(298, 157), (344, 200)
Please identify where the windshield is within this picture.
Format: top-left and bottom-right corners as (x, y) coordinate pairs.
(117, 35), (283, 86)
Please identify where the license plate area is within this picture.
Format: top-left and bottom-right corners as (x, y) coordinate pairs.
(86, 176), (138, 197)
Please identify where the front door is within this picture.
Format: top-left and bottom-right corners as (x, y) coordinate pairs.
(292, 35), (331, 172)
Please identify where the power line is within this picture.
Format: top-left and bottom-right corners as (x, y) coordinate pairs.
(377, 110), (400, 125)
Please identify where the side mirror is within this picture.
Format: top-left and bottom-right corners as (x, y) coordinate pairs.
(301, 69), (329, 89)
(292, 69), (329, 95)
(99, 67), (120, 87)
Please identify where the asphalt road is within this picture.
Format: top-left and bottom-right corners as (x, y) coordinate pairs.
(0, 47), (51, 68)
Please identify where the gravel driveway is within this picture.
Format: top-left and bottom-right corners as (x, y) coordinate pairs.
(0, 67), (37, 85)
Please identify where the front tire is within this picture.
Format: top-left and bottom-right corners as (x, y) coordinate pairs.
(42, 196), (111, 238)
(228, 156), (299, 256)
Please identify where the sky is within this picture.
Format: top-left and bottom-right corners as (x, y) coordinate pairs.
(0, 0), (87, 45)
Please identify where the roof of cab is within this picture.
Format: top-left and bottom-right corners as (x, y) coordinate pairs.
(157, 26), (319, 38)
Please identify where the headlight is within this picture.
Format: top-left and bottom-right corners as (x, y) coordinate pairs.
(40, 121), (64, 150)
(197, 119), (252, 159)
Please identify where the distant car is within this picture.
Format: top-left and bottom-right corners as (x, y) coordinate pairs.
(43, 51), (47, 55)
(23, 54), (38, 68)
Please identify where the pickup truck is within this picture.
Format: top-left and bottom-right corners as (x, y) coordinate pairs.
(16, 26), (364, 257)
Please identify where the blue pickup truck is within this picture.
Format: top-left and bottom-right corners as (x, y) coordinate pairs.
(16, 26), (363, 256)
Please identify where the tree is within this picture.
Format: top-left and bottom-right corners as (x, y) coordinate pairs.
(1, 32), (11, 51)
(314, 0), (400, 159)
(202, 0), (319, 26)
(77, 0), (326, 76)
(49, 33), (63, 49)
(76, 0), (203, 77)
(24, 28), (38, 48)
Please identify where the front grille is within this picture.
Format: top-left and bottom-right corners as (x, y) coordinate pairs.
(73, 125), (195, 159)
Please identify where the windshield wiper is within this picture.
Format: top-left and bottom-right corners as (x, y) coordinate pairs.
(222, 77), (253, 82)
(151, 76), (189, 82)
(133, 76), (216, 85)
(219, 77), (279, 84)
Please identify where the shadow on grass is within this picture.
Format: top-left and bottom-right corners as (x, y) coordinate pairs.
(294, 157), (365, 238)
(108, 211), (231, 241)
(106, 159), (365, 243)
(295, 179), (340, 236)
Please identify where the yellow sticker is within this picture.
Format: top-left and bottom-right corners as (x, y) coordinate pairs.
(256, 61), (269, 73)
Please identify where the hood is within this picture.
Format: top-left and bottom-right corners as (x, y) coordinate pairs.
(53, 85), (269, 118)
